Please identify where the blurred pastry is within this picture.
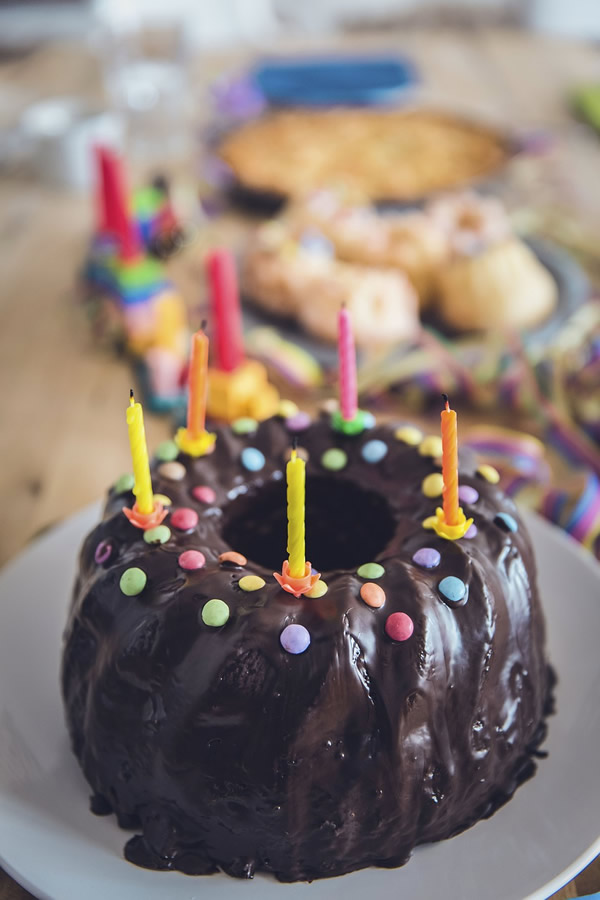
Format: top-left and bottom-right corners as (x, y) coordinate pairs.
(218, 109), (510, 203)
(426, 190), (511, 256)
(242, 221), (420, 347)
(436, 237), (557, 332)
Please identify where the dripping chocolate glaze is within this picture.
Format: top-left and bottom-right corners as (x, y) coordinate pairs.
(61, 414), (552, 882)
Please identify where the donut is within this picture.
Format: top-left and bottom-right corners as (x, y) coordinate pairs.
(62, 413), (552, 882)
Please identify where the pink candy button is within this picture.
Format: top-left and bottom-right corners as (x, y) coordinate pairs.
(178, 550), (205, 571)
(171, 507), (199, 531)
(192, 485), (216, 504)
(385, 612), (414, 642)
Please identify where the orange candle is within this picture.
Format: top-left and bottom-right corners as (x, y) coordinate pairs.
(441, 394), (460, 526)
(187, 324), (209, 439)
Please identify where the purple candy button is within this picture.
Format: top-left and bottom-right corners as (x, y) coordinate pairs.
(464, 523), (478, 539)
(412, 547), (441, 569)
(94, 540), (113, 565)
(280, 623), (311, 655)
(459, 485), (480, 505)
(285, 411), (311, 432)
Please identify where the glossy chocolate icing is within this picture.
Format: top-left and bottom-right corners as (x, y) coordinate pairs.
(61, 414), (551, 882)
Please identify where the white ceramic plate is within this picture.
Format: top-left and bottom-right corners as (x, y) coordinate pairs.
(0, 505), (599, 900)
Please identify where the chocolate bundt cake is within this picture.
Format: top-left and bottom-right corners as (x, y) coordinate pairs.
(61, 412), (551, 882)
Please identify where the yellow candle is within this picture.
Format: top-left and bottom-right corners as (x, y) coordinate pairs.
(287, 448), (306, 578)
(126, 391), (154, 515)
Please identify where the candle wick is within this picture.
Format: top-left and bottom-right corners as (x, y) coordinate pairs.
(442, 392), (450, 411)
(292, 435), (298, 450)
(129, 388), (135, 406)
(200, 319), (207, 332)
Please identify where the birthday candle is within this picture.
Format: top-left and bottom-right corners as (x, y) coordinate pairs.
(338, 305), (358, 421)
(126, 391), (154, 514)
(187, 325), (209, 439)
(441, 395), (460, 526)
(287, 448), (306, 578)
(206, 248), (244, 372)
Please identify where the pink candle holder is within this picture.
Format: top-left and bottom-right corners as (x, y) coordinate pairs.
(123, 501), (168, 530)
(273, 561), (321, 598)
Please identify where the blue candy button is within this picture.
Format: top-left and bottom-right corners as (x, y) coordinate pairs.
(494, 512), (518, 533)
(361, 439), (388, 464)
(438, 575), (468, 608)
(241, 447), (266, 472)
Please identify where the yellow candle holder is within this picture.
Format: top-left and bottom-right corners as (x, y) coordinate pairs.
(207, 359), (279, 423)
(123, 501), (168, 530)
(174, 427), (216, 457)
(273, 561), (321, 598)
(422, 507), (473, 541)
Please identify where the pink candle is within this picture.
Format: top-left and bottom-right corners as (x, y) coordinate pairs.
(206, 248), (244, 372)
(338, 306), (358, 421)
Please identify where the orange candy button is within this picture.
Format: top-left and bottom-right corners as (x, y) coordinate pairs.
(219, 551), (248, 566)
(360, 582), (386, 608)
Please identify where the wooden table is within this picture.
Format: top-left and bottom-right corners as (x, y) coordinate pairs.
(0, 27), (598, 900)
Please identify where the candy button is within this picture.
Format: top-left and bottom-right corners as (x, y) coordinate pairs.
(232, 417), (258, 436)
(171, 508), (199, 531)
(193, 485), (216, 504)
(94, 540), (113, 565)
(241, 447), (265, 472)
(419, 436), (443, 458)
(306, 580), (328, 598)
(114, 473), (135, 494)
(158, 461), (186, 481)
(459, 485), (480, 504)
(239, 575), (265, 591)
(362, 411), (376, 430)
(144, 525), (171, 544)
(280, 623), (311, 655)
(153, 493), (172, 507)
(385, 612), (414, 641)
(477, 464), (500, 484)
(439, 576), (468, 607)
(495, 512), (518, 533)
(395, 425), (422, 446)
(422, 472), (444, 498)
(120, 567), (147, 596)
(285, 411), (311, 432)
(357, 562), (385, 579)
(361, 439), (388, 464)
(360, 582), (385, 608)
(277, 399), (299, 418)
(155, 440), (179, 462)
(464, 523), (478, 539)
(201, 598), (230, 627)
(321, 448), (347, 471)
(178, 550), (205, 570)
(412, 547), (441, 569)
(219, 550), (247, 566)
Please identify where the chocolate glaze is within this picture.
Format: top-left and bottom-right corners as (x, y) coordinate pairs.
(61, 415), (551, 882)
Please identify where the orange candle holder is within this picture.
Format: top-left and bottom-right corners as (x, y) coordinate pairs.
(174, 427), (216, 457)
(207, 359), (279, 423)
(273, 561), (321, 598)
(123, 500), (168, 530)
(422, 506), (473, 541)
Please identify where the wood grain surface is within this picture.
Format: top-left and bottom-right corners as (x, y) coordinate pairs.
(0, 26), (598, 900)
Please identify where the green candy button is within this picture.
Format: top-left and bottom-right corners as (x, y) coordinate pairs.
(143, 525), (171, 545)
(114, 473), (135, 494)
(155, 440), (179, 462)
(119, 567), (147, 596)
(321, 448), (348, 471)
(202, 598), (230, 627)
(232, 417), (258, 435)
(357, 562), (385, 579)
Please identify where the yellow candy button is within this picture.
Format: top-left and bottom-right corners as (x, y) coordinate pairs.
(277, 399), (299, 419)
(477, 464), (500, 484)
(419, 435), (443, 458)
(306, 580), (328, 598)
(422, 472), (444, 498)
(395, 425), (423, 446)
(239, 575), (266, 592)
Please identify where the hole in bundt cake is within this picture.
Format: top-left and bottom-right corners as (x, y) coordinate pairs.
(221, 476), (396, 572)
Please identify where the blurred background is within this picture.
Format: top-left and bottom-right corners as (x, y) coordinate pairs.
(0, 2), (600, 898)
